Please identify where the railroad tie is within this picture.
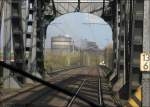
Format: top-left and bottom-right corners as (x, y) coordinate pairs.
(124, 86), (141, 107)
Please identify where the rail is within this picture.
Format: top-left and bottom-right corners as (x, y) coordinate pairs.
(66, 79), (86, 107)
(0, 62), (102, 107)
(1, 67), (86, 105)
(97, 67), (104, 106)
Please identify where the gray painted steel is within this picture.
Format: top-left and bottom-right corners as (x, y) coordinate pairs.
(142, 0), (150, 106)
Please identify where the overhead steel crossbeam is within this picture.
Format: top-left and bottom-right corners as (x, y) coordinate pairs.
(51, 0), (57, 16)
(90, 7), (103, 13)
(51, 0), (109, 17)
(44, 0), (63, 17)
(103, 0), (105, 13)
(53, 0), (109, 3)
(75, 0), (80, 12)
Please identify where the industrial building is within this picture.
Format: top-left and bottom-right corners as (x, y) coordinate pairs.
(81, 39), (98, 51)
(85, 41), (98, 50)
(51, 35), (74, 54)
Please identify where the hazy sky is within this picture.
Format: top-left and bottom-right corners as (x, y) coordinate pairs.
(46, 12), (112, 49)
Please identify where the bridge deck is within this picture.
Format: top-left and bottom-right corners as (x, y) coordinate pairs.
(0, 67), (119, 107)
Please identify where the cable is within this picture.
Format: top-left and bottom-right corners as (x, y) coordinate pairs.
(52, 24), (66, 35)
(61, 15), (79, 38)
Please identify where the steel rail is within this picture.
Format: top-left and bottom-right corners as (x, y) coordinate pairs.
(97, 67), (104, 106)
(66, 79), (86, 107)
(1, 68), (81, 106)
(98, 78), (102, 105)
(0, 84), (41, 103)
(0, 69), (72, 103)
(0, 62), (102, 107)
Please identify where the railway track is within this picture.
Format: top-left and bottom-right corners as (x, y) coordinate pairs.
(66, 79), (87, 107)
(0, 67), (88, 107)
(0, 67), (119, 107)
(64, 68), (103, 107)
(28, 67), (101, 107)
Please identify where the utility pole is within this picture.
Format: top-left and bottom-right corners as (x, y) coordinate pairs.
(142, 0), (150, 106)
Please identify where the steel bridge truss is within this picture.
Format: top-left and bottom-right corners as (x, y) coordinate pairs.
(0, 0), (111, 88)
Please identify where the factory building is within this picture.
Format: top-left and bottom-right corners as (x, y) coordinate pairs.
(81, 39), (98, 51)
(85, 41), (98, 50)
(51, 35), (74, 54)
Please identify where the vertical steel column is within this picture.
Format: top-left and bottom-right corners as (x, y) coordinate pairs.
(25, 0), (41, 81)
(103, 0), (105, 14)
(25, 0), (34, 72)
(3, 0), (12, 88)
(77, 0), (80, 12)
(2, 0), (22, 89)
(129, 0), (143, 94)
(118, 0), (126, 87)
(0, 0), (4, 84)
(142, 0), (150, 106)
(114, 0), (119, 79)
(11, 0), (25, 83)
(128, 0), (133, 97)
(36, 0), (45, 77)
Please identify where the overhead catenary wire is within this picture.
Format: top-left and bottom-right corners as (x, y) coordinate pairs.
(88, 1), (97, 43)
(51, 23), (67, 35)
(62, 15), (80, 38)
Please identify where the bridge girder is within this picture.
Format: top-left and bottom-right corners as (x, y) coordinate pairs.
(0, 0), (112, 88)
(44, 0), (110, 17)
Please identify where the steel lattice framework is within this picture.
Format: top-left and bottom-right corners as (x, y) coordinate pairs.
(0, 0), (112, 88)
(1, 0), (150, 106)
(46, 0), (110, 17)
